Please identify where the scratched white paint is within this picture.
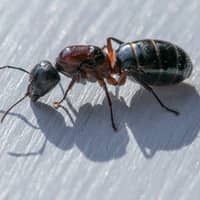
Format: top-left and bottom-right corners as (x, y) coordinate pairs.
(0, 0), (200, 199)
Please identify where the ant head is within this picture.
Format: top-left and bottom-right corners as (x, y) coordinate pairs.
(28, 60), (60, 101)
(0, 60), (60, 122)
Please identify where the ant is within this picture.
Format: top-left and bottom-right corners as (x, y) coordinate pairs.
(0, 37), (193, 131)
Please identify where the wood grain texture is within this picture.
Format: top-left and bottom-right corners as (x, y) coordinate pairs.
(0, 0), (200, 199)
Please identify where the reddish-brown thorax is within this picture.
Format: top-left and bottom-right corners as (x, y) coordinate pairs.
(55, 45), (114, 83)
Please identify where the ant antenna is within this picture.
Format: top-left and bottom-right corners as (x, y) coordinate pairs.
(1, 93), (29, 123)
(0, 66), (31, 122)
(0, 66), (30, 74)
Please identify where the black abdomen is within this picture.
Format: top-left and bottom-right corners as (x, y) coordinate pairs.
(116, 40), (193, 85)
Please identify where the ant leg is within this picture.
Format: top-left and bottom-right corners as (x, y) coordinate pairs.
(107, 71), (128, 86)
(135, 78), (179, 115)
(101, 45), (107, 51)
(108, 37), (124, 45)
(106, 71), (128, 86)
(102, 37), (124, 51)
(106, 75), (118, 86)
(118, 71), (128, 85)
(53, 77), (76, 109)
(106, 37), (125, 73)
(98, 79), (117, 131)
(106, 37), (124, 66)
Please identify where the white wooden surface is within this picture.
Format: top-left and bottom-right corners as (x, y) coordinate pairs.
(0, 0), (200, 199)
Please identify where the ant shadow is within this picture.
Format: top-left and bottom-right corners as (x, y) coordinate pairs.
(0, 111), (39, 129)
(6, 97), (129, 161)
(127, 83), (200, 158)
(5, 83), (200, 160)
(26, 99), (129, 161)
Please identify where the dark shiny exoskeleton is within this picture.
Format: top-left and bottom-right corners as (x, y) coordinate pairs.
(29, 61), (60, 102)
(116, 39), (192, 86)
(0, 37), (193, 131)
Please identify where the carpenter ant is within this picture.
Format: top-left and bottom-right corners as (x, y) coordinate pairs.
(0, 37), (193, 131)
